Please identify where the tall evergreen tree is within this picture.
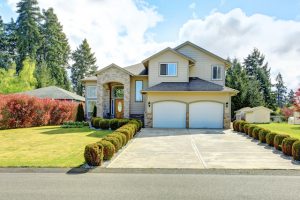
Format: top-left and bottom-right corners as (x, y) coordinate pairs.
(226, 58), (264, 117)
(4, 19), (18, 67)
(16, 0), (41, 72)
(287, 89), (295, 107)
(0, 16), (6, 68)
(243, 48), (275, 109)
(37, 8), (71, 89)
(70, 39), (97, 95)
(275, 73), (287, 108)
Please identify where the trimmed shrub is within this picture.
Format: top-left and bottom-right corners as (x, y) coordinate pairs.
(252, 127), (261, 140)
(84, 143), (103, 166)
(292, 141), (300, 161)
(99, 119), (110, 130)
(93, 118), (101, 129)
(103, 136), (121, 151)
(258, 129), (271, 143)
(248, 125), (257, 137)
(114, 130), (131, 141)
(239, 121), (248, 133)
(115, 132), (127, 146)
(232, 120), (237, 131)
(92, 105), (97, 118)
(282, 138), (299, 156)
(234, 120), (242, 131)
(266, 132), (277, 146)
(97, 140), (115, 160)
(76, 103), (85, 122)
(274, 134), (290, 151)
(129, 119), (143, 131)
(109, 119), (119, 130)
(107, 134), (123, 147)
(118, 119), (130, 127)
(244, 124), (251, 135)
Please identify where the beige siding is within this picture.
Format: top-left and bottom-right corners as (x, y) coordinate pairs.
(130, 76), (148, 114)
(177, 45), (225, 86)
(245, 109), (271, 123)
(148, 51), (189, 87)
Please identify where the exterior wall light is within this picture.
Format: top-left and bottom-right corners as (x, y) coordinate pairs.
(226, 102), (229, 108)
(148, 101), (151, 108)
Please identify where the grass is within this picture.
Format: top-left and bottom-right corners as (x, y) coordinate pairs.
(0, 126), (112, 167)
(255, 123), (300, 140)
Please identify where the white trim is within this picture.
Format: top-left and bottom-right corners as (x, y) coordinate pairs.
(211, 65), (223, 81)
(86, 100), (97, 118)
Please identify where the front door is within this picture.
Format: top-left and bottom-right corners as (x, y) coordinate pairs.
(115, 99), (124, 118)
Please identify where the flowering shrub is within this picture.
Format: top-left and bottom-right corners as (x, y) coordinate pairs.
(281, 107), (294, 121)
(0, 94), (77, 129)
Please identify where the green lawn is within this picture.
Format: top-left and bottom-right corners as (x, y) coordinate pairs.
(255, 123), (300, 139)
(0, 126), (111, 167)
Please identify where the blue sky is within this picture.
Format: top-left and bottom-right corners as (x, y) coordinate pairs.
(1, 0), (300, 89)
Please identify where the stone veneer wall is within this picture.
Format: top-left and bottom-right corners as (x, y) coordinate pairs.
(96, 66), (130, 118)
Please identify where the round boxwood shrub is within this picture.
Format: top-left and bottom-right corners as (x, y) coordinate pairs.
(248, 125), (257, 137)
(93, 118), (101, 129)
(107, 133), (123, 147)
(233, 120), (240, 131)
(292, 141), (300, 161)
(129, 119), (142, 131)
(232, 120), (237, 131)
(266, 132), (277, 146)
(282, 138), (299, 156)
(258, 129), (271, 143)
(252, 127), (261, 140)
(274, 134), (290, 151)
(115, 132), (127, 146)
(238, 121), (247, 133)
(103, 136), (121, 151)
(99, 119), (110, 130)
(115, 129), (132, 141)
(109, 119), (119, 130)
(97, 140), (115, 160)
(243, 124), (250, 135)
(84, 143), (103, 166)
(118, 119), (130, 127)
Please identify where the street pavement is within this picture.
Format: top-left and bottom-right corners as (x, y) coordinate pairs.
(0, 171), (300, 200)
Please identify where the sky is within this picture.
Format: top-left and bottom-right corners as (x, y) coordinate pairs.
(1, 0), (300, 90)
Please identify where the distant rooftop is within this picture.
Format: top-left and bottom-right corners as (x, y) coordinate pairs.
(20, 86), (85, 102)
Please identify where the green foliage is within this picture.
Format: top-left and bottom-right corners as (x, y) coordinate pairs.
(258, 129), (271, 143)
(0, 58), (37, 93)
(248, 125), (257, 137)
(99, 119), (110, 130)
(275, 73), (287, 108)
(84, 143), (103, 166)
(16, 0), (41, 72)
(109, 119), (119, 130)
(70, 39), (97, 95)
(107, 134), (124, 147)
(97, 140), (115, 160)
(92, 105), (97, 117)
(282, 138), (299, 156)
(274, 134), (290, 151)
(76, 103), (85, 122)
(61, 121), (89, 128)
(103, 136), (121, 151)
(238, 121), (248, 133)
(286, 90), (295, 107)
(37, 8), (71, 90)
(35, 61), (53, 88)
(252, 127), (261, 139)
(292, 141), (300, 161)
(266, 132), (277, 146)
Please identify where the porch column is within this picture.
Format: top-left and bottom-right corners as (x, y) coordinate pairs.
(123, 78), (130, 118)
(96, 83), (104, 118)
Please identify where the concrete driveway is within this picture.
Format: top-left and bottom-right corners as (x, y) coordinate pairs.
(107, 129), (300, 169)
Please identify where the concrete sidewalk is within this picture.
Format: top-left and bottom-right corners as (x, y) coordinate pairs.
(107, 128), (300, 169)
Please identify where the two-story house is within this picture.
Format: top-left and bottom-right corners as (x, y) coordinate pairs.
(82, 41), (238, 129)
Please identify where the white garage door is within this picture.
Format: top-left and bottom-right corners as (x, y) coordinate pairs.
(153, 101), (186, 128)
(189, 102), (223, 129)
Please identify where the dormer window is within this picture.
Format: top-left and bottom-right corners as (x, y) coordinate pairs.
(160, 63), (177, 76)
(212, 65), (222, 80)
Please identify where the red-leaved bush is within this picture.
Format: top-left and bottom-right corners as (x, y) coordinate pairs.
(281, 107), (294, 121)
(0, 94), (77, 129)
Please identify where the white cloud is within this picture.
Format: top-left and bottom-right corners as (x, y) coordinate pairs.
(178, 8), (300, 90)
(7, 0), (170, 68)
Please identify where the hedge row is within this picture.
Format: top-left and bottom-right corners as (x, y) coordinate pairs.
(0, 94), (77, 129)
(233, 120), (300, 161)
(91, 117), (142, 131)
(84, 120), (142, 166)
(61, 121), (89, 128)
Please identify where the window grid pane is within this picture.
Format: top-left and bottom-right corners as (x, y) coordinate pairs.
(87, 86), (96, 98)
(135, 81), (143, 102)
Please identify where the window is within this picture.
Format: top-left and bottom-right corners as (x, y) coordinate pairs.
(160, 63), (177, 76)
(113, 86), (124, 99)
(212, 65), (222, 80)
(86, 86), (97, 98)
(135, 80), (143, 102)
(87, 100), (96, 118)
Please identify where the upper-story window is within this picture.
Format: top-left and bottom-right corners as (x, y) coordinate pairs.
(135, 80), (143, 102)
(212, 65), (222, 80)
(86, 86), (97, 98)
(160, 63), (177, 76)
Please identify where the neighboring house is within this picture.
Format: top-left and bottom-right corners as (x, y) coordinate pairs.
(235, 106), (272, 123)
(82, 41), (238, 129)
(20, 86), (85, 103)
(289, 111), (300, 124)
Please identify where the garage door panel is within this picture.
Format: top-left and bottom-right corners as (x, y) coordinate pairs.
(153, 102), (186, 128)
(189, 102), (223, 129)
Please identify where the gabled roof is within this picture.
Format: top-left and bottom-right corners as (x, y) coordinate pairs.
(174, 41), (231, 67)
(142, 77), (238, 94)
(124, 63), (148, 75)
(95, 63), (134, 76)
(244, 106), (273, 113)
(20, 86), (85, 102)
(81, 76), (97, 82)
(142, 47), (196, 67)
